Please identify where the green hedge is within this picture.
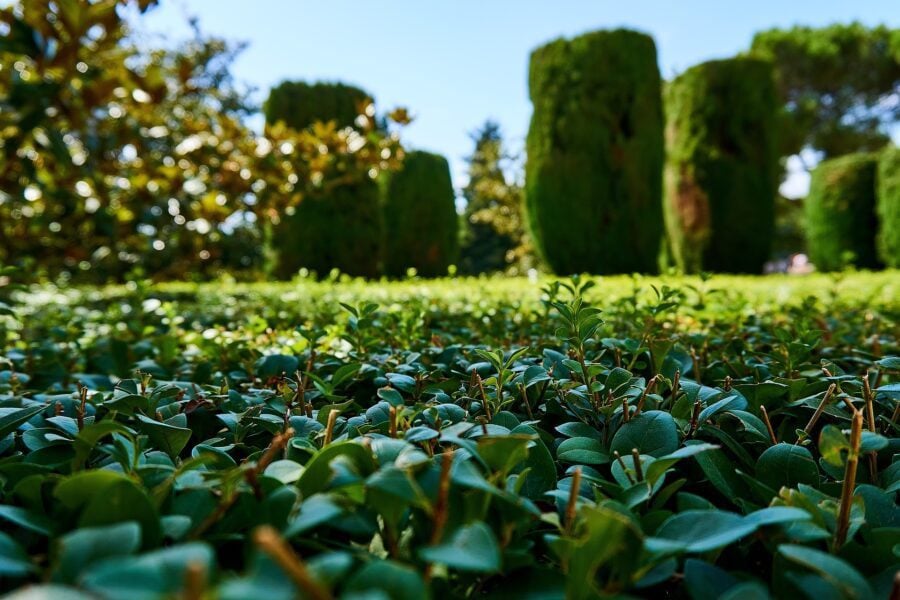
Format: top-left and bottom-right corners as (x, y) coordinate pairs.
(383, 151), (459, 277)
(271, 181), (382, 278)
(877, 146), (900, 268)
(805, 153), (879, 271)
(264, 81), (370, 130)
(664, 58), (778, 273)
(525, 29), (664, 274)
(264, 81), (382, 278)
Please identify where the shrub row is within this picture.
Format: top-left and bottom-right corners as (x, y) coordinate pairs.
(526, 31), (779, 275)
(265, 83), (458, 278)
(804, 148), (900, 270)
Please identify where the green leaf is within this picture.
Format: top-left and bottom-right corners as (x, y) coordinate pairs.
(283, 495), (344, 538)
(420, 521), (501, 573)
(296, 441), (374, 497)
(71, 420), (134, 470)
(645, 443), (719, 485)
(343, 559), (426, 600)
(81, 543), (215, 600)
(755, 443), (819, 490)
(0, 531), (35, 577)
(651, 510), (756, 553)
(556, 437), (609, 465)
(777, 544), (873, 600)
(53, 522), (141, 583)
(610, 411), (679, 458)
(135, 414), (192, 459)
(0, 404), (46, 439)
(0, 505), (52, 536)
(477, 434), (533, 475)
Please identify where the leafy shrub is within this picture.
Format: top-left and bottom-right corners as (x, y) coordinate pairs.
(805, 153), (880, 271)
(664, 58), (779, 273)
(272, 181), (383, 278)
(264, 81), (384, 278)
(264, 81), (371, 130)
(525, 29), (664, 274)
(382, 151), (459, 277)
(877, 145), (900, 268)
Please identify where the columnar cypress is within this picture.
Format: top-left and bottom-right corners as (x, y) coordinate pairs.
(876, 146), (900, 268)
(525, 29), (664, 274)
(805, 153), (880, 271)
(264, 81), (382, 278)
(382, 151), (459, 277)
(664, 58), (779, 273)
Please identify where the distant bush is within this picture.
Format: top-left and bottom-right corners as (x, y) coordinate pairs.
(664, 58), (779, 273)
(383, 151), (459, 277)
(525, 29), (664, 274)
(805, 154), (880, 271)
(264, 81), (384, 278)
(877, 146), (900, 268)
(264, 81), (371, 130)
(272, 182), (383, 279)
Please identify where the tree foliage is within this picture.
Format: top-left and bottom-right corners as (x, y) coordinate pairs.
(526, 29), (664, 275)
(664, 58), (779, 273)
(0, 0), (405, 281)
(264, 81), (372, 131)
(460, 121), (532, 274)
(382, 150), (459, 277)
(749, 23), (900, 160)
(804, 153), (880, 271)
(876, 146), (900, 268)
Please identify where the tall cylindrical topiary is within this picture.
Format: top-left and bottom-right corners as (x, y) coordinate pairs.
(664, 58), (779, 273)
(264, 81), (382, 278)
(525, 29), (664, 274)
(382, 151), (459, 277)
(877, 146), (900, 268)
(805, 153), (880, 271)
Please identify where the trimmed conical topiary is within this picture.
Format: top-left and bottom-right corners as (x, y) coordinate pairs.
(805, 153), (880, 271)
(664, 58), (779, 273)
(877, 146), (900, 268)
(382, 151), (459, 277)
(264, 81), (383, 278)
(525, 29), (664, 274)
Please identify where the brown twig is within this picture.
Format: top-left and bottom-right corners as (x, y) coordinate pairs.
(635, 376), (657, 416)
(182, 561), (206, 600)
(76, 384), (88, 431)
(631, 448), (644, 482)
(613, 451), (635, 485)
(565, 467), (582, 534)
(834, 408), (862, 550)
(323, 409), (339, 446)
(687, 400), (702, 438)
(803, 383), (836, 436)
(253, 526), (332, 600)
(760, 405), (778, 445)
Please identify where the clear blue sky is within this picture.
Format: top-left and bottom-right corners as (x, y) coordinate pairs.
(136, 1), (900, 196)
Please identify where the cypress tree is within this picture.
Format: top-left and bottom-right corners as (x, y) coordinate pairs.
(664, 58), (779, 273)
(877, 146), (900, 268)
(805, 153), (880, 271)
(525, 29), (664, 274)
(264, 81), (382, 278)
(382, 151), (459, 277)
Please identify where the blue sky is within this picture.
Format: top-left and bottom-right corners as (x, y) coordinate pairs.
(136, 1), (900, 197)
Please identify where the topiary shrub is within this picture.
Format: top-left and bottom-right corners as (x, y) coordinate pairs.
(264, 81), (383, 278)
(271, 181), (382, 279)
(877, 146), (900, 268)
(805, 153), (880, 271)
(382, 151), (459, 277)
(264, 81), (371, 130)
(525, 29), (664, 274)
(664, 58), (779, 273)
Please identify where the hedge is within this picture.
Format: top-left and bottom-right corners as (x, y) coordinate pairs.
(264, 81), (382, 278)
(263, 81), (370, 130)
(383, 151), (459, 277)
(805, 153), (880, 271)
(664, 58), (778, 273)
(525, 29), (664, 274)
(877, 146), (900, 268)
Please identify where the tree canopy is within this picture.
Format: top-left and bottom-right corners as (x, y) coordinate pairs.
(749, 23), (900, 160)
